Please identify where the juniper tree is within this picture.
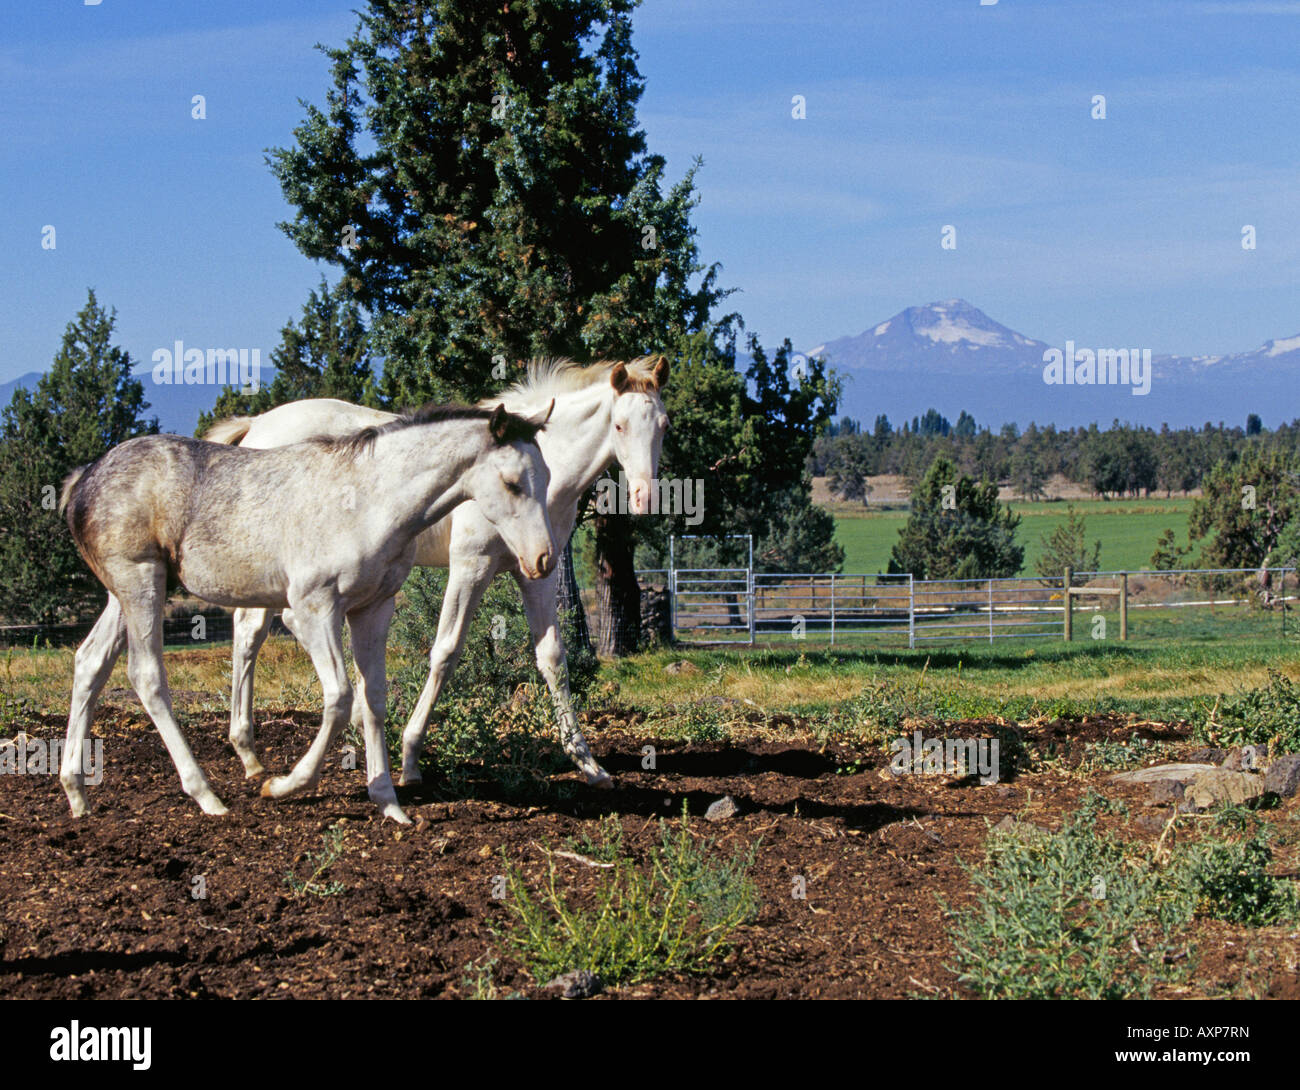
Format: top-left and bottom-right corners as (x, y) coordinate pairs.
(0, 290), (156, 625)
(265, 0), (726, 653)
(887, 455), (1023, 580)
(1035, 505), (1101, 582)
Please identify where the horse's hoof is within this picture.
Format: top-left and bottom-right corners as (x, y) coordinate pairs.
(260, 776), (292, 798)
(241, 762), (266, 780)
(398, 770), (423, 787)
(195, 790), (228, 815)
(380, 802), (413, 825)
(586, 770), (614, 790)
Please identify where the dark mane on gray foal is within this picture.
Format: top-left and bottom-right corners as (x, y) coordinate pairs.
(322, 402), (545, 458)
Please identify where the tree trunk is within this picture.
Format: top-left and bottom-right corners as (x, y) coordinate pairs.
(555, 536), (593, 655)
(594, 511), (641, 657)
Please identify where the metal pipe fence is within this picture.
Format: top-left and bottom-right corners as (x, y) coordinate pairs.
(632, 565), (1296, 648)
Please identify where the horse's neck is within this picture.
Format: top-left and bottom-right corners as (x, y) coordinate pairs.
(509, 385), (614, 529)
(366, 423), (481, 534)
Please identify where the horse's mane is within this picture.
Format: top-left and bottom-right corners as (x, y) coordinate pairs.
(481, 356), (666, 408)
(320, 403), (543, 459)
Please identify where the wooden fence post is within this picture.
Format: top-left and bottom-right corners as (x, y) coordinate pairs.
(1119, 572), (1128, 641)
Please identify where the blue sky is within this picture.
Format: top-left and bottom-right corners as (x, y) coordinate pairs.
(3, 0), (1299, 385)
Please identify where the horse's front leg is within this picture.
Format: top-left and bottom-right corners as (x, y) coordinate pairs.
(516, 570), (612, 787)
(346, 597), (408, 824)
(398, 555), (495, 786)
(260, 598), (352, 803)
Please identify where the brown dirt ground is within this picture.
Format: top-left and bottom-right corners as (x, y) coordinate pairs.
(0, 703), (1297, 1000)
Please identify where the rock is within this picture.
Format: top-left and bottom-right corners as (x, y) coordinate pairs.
(1146, 779), (1185, 807)
(1134, 813), (1170, 835)
(1109, 763), (1217, 786)
(1220, 746), (1263, 772)
(1187, 747), (1228, 765)
(664, 660), (700, 676)
(542, 970), (602, 999)
(1183, 770), (1265, 811)
(705, 795), (740, 822)
(1262, 755), (1300, 798)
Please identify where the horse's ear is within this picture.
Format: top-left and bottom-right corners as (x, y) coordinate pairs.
(531, 398), (555, 427)
(489, 403), (510, 442)
(650, 354), (670, 390)
(610, 362), (630, 393)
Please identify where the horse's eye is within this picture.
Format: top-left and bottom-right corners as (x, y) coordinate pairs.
(506, 481), (523, 496)
(615, 423), (625, 433)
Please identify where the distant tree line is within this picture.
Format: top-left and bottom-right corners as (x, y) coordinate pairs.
(812, 409), (1300, 501)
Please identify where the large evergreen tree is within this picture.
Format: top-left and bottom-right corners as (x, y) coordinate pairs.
(264, 0), (728, 654)
(0, 291), (156, 624)
(265, 0), (720, 402)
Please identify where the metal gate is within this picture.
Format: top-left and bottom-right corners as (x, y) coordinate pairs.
(669, 568), (753, 644)
(664, 534), (754, 645)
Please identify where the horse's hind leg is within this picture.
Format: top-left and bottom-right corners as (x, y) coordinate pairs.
(261, 600), (351, 803)
(229, 607), (273, 777)
(347, 597), (409, 824)
(114, 562), (227, 815)
(61, 596), (128, 816)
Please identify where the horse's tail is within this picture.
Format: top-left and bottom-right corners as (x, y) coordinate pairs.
(203, 416), (253, 445)
(58, 465), (88, 517)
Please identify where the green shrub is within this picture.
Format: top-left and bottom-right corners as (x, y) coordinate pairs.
(1078, 734), (1170, 773)
(497, 806), (759, 986)
(1197, 669), (1300, 752)
(1169, 810), (1300, 926)
(943, 793), (1189, 999)
(423, 687), (572, 800)
(389, 567), (598, 712)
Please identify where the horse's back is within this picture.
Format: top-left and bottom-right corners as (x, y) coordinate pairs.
(239, 398), (396, 450)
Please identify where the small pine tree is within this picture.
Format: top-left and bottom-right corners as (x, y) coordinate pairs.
(887, 456), (1023, 580)
(0, 291), (157, 624)
(1149, 528), (1192, 571)
(1035, 505), (1102, 581)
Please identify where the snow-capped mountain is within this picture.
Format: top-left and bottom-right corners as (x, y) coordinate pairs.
(809, 300), (1300, 429)
(809, 299), (1050, 376)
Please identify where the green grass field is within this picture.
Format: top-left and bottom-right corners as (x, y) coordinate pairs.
(833, 497), (1193, 575)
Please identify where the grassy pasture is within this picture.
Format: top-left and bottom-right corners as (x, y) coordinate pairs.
(832, 496), (1194, 575)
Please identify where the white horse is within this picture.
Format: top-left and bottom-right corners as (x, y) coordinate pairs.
(59, 402), (555, 824)
(207, 356), (669, 789)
